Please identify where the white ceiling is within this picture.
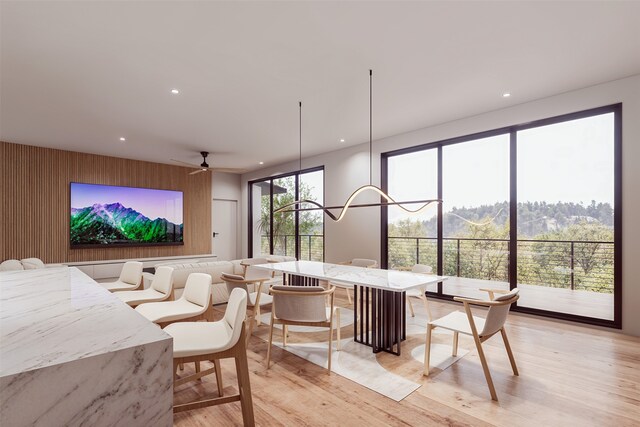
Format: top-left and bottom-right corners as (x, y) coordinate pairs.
(2, 1), (640, 172)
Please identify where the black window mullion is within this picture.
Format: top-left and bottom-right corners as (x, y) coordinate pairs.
(437, 146), (443, 295)
(295, 173), (300, 260)
(269, 180), (274, 255)
(509, 129), (518, 296)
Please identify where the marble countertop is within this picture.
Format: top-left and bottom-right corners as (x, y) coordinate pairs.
(253, 261), (447, 291)
(0, 267), (171, 377)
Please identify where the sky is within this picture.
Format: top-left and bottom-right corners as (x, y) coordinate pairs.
(387, 112), (614, 223)
(71, 183), (183, 224)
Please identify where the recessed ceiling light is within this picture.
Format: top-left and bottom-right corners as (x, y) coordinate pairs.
(502, 92), (511, 98)
(171, 89), (180, 94)
(340, 138), (345, 143)
(119, 137), (126, 141)
(259, 161), (264, 165)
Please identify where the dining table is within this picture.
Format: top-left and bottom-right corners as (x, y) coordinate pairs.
(253, 260), (447, 356)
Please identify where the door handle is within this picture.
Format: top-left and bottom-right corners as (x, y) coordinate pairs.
(213, 232), (220, 238)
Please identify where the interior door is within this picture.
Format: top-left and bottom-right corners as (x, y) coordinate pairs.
(212, 199), (238, 261)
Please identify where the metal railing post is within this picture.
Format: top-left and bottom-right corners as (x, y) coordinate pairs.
(456, 239), (461, 277)
(570, 241), (575, 290)
(415, 238), (420, 265)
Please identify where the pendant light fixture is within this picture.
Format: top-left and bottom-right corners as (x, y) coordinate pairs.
(275, 70), (441, 222)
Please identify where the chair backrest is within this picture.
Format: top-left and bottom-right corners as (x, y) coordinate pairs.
(223, 288), (248, 348)
(411, 264), (433, 274)
(0, 259), (24, 271)
(244, 265), (273, 282)
(151, 266), (174, 295)
(271, 285), (328, 322)
(119, 261), (143, 285)
(182, 273), (212, 307)
(479, 289), (519, 337)
(222, 272), (250, 295)
(20, 258), (45, 270)
(241, 258), (269, 266)
(350, 258), (378, 268)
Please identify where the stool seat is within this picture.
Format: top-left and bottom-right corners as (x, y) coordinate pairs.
(166, 321), (234, 358)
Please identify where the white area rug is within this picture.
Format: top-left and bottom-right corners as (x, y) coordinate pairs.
(259, 308), (469, 401)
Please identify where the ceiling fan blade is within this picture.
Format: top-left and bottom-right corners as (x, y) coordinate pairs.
(210, 167), (248, 174)
(189, 169), (207, 175)
(171, 159), (200, 168)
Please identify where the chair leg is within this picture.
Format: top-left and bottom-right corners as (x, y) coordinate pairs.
(407, 296), (415, 317)
(195, 361), (201, 381)
(179, 363), (184, 371)
(345, 288), (352, 304)
(501, 328), (519, 376)
(473, 335), (498, 401)
(423, 324), (433, 376)
(283, 325), (288, 346)
(266, 315), (275, 369)
(213, 359), (224, 396)
(452, 332), (459, 357)
(327, 324), (333, 374)
(246, 314), (255, 345)
(420, 295), (432, 322)
(173, 360), (179, 382)
(336, 308), (341, 351)
(234, 344), (255, 426)
(255, 305), (261, 326)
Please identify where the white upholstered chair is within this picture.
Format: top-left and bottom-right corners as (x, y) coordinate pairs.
(406, 264), (434, 320)
(266, 285), (340, 373)
(221, 266), (273, 341)
(100, 261), (144, 292)
(335, 258), (378, 304)
(0, 259), (24, 271)
(135, 273), (213, 328)
(165, 288), (255, 424)
(115, 266), (174, 308)
(423, 288), (520, 401)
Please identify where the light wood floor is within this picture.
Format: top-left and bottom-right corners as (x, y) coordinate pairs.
(174, 294), (640, 427)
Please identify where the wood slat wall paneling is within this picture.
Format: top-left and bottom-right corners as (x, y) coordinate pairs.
(0, 141), (211, 263)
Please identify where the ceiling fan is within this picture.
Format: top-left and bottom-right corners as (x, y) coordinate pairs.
(171, 151), (246, 175)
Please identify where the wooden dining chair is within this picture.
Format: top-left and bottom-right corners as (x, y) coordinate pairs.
(221, 267), (273, 342)
(115, 266), (175, 308)
(406, 264), (433, 320)
(266, 285), (340, 373)
(423, 288), (520, 401)
(336, 258), (378, 304)
(164, 288), (255, 426)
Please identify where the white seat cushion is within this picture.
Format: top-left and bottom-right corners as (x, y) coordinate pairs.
(165, 321), (235, 358)
(249, 292), (272, 307)
(115, 288), (167, 306)
(0, 259), (24, 271)
(429, 311), (486, 336)
(135, 299), (205, 323)
(101, 280), (139, 292)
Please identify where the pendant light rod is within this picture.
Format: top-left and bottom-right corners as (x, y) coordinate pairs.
(369, 69), (373, 186)
(299, 101), (302, 172)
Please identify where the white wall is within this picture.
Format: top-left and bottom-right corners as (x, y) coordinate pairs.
(240, 74), (640, 336)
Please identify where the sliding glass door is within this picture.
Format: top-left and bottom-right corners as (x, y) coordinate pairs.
(249, 167), (324, 261)
(383, 104), (621, 327)
(516, 113), (616, 320)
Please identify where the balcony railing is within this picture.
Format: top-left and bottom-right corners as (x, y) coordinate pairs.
(261, 234), (324, 261)
(388, 236), (614, 293)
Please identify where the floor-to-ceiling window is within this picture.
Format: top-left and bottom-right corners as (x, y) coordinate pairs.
(249, 167), (324, 261)
(383, 104), (621, 327)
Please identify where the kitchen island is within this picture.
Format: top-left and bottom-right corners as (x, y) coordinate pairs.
(0, 267), (173, 426)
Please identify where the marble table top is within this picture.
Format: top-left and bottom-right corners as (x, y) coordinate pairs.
(0, 267), (171, 377)
(253, 261), (447, 291)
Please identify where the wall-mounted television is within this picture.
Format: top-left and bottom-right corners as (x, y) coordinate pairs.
(70, 183), (184, 247)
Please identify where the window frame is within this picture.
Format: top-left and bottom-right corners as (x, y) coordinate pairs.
(381, 103), (622, 328)
(248, 165), (325, 261)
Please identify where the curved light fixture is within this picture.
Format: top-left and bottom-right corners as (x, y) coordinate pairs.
(275, 70), (441, 222)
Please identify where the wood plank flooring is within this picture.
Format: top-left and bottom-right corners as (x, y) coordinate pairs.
(174, 294), (640, 426)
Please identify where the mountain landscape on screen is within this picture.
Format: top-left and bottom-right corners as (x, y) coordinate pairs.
(70, 202), (183, 245)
